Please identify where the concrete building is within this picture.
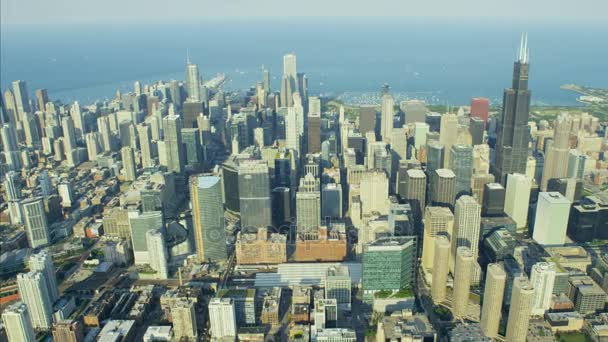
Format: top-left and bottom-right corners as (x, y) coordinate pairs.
(129, 211), (163, 264)
(146, 229), (169, 280)
(533, 192), (571, 245)
(162, 114), (185, 173)
(450, 144), (473, 196)
(431, 235), (450, 304)
(452, 247), (474, 320)
(2, 302), (36, 342)
(235, 227), (287, 265)
(431, 169), (456, 208)
(121, 146), (137, 181)
(170, 299), (197, 340)
(325, 266), (352, 310)
(421, 207), (454, 272)
(480, 263), (506, 338)
(404, 169), (426, 220)
(359, 170), (389, 216)
(439, 113), (458, 166)
(296, 191), (321, 234)
(505, 277), (535, 342)
(21, 197), (50, 249)
(380, 94), (394, 144)
(29, 250), (59, 303)
(503, 173), (532, 230)
(209, 298), (237, 339)
(451, 195), (481, 277)
(530, 262), (556, 316)
(52, 320), (84, 342)
(17, 271), (53, 330)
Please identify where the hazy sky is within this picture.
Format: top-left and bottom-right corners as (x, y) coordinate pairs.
(2, 0), (608, 25)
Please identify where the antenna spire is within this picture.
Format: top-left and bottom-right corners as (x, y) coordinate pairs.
(186, 48), (191, 64)
(518, 33), (529, 63)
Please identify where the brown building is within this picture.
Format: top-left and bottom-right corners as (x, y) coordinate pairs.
(236, 227), (287, 265)
(52, 320), (84, 342)
(291, 303), (310, 324)
(293, 226), (347, 262)
(307, 113), (321, 154)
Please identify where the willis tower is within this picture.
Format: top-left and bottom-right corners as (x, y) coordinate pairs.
(494, 34), (531, 185)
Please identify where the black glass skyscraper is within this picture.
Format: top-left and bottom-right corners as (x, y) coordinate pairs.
(494, 34), (531, 185)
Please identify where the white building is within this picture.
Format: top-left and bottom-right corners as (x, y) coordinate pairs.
(208, 298), (237, 340)
(16, 272), (53, 330)
(530, 262), (556, 316)
(146, 229), (169, 280)
(504, 173), (532, 230)
(359, 170), (389, 216)
(532, 192), (571, 245)
(1, 302), (36, 342)
(380, 94), (394, 144)
(171, 299), (197, 340)
(21, 197), (50, 249)
(29, 250), (59, 302)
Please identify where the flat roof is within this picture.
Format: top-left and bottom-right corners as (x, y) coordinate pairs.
(539, 192), (571, 204)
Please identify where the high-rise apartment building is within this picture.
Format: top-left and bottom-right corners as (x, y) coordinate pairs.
(121, 146), (137, 181)
(2, 302), (36, 342)
(431, 169), (456, 208)
(162, 114), (185, 173)
(421, 207), (454, 272)
(21, 197), (50, 249)
(505, 276), (535, 342)
(530, 262), (556, 316)
(404, 169), (426, 220)
(431, 235), (450, 304)
(452, 247), (474, 319)
(480, 263), (506, 338)
(208, 298), (237, 339)
(146, 229), (169, 280)
(171, 299), (198, 340)
(17, 271), (53, 330)
(451, 196), (481, 275)
(29, 250), (59, 303)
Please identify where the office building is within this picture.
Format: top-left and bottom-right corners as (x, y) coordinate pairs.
(439, 113), (458, 166)
(568, 276), (607, 314)
(12, 80), (30, 117)
(191, 176), (227, 261)
(171, 299), (197, 340)
(480, 263), (506, 338)
(121, 146), (137, 181)
(452, 247), (474, 319)
(541, 113), (572, 191)
(530, 262), (556, 316)
(308, 111), (321, 153)
(450, 144), (473, 196)
(533, 192), (571, 245)
(216, 289), (256, 326)
(321, 183), (342, 219)
(209, 298), (237, 339)
(359, 170), (389, 216)
(238, 160), (272, 229)
(470, 117), (485, 145)
(21, 197), (50, 249)
(567, 149), (586, 180)
(401, 99), (428, 124)
(2, 302), (36, 342)
(296, 191), (321, 234)
(17, 271), (53, 330)
(431, 235), (450, 304)
(421, 207), (454, 272)
(567, 196), (608, 242)
(431, 169), (455, 208)
(505, 276), (535, 342)
(272, 186), (291, 227)
(359, 106), (376, 136)
(380, 94), (394, 143)
(29, 250), (59, 302)
(52, 320), (84, 342)
(503, 173), (532, 229)
(162, 114), (185, 173)
(494, 34), (532, 184)
(182, 128), (202, 168)
(129, 211), (163, 264)
(404, 169), (426, 220)
(236, 228), (287, 265)
(451, 196), (481, 273)
(362, 237), (417, 300)
(325, 266), (352, 310)
(482, 183), (505, 217)
(147, 229), (169, 280)
(470, 97), (490, 124)
(185, 61), (201, 102)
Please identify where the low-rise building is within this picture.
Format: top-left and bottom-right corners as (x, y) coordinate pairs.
(235, 227), (287, 265)
(293, 226), (347, 262)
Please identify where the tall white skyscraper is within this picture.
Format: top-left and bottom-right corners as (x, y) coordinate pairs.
(12, 80), (30, 118)
(480, 263), (506, 338)
(452, 246), (474, 319)
(506, 276), (535, 342)
(17, 272), (53, 330)
(162, 114), (185, 173)
(285, 106), (301, 154)
(4, 171), (21, 201)
(29, 250), (59, 302)
(532, 192), (571, 245)
(450, 195), (481, 274)
(503, 173), (532, 230)
(529, 262), (556, 316)
(70, 101), (85, 139)
(146, 229), (169, 280)
(1, 302), (36, 342)
(185, 61), (202, 102)
(380, 94), (394, 144)
(208, 298), (237, 339)
(21, 197), (50, 249)
(540, 113), (572, 191)
(138, 123), (154, 168)
(439, 113), (459, 166)
(121, 146), (137, 181)
(85, 132), (101, 161)
(359, 170), (389, 216)
(283, 53), (297, 78)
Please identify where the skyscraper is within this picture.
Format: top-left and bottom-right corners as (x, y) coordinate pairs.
(530, 262), (556, 316)
(480, 263), (506, 338)
(21, 197), (50, 249)
(439, 113), (458, 166)
(431, 235), (450, 304)
(482, 183), (505, 217)
(185, 60), (202, 102)
(321, 183), (343, 220)
(146, 229), (169, 280)
(540, 113), (572, 190)
(505, 276), (535, 342)
(238, 160), (272, 229)
(308, 110), (321, 153)
(29, 250), (59, 303)
(503, 173), (532, 230)
(470, 97), (490, 125)
(452, 247), (474, 319)
(494, 34), (532, 185)
(450, 144), (473, 196)
(359, 106), (376, 136)
(171, 299), (198, 340)
(35, 89), (49, 113)
(359, 170), (389, 216)
(2, 302), (36, 342)
(451, 196), (481, 276)
(380, 94), (394, 143)
(431, 169), (456, 208)
(191, 175), (227, 261)
(12, 80), (30, 118)
(17, 271), (53, 330)
(138, 123), (154, 168)
(532, 192), (571, 245)
(280, 53), (298, 107)
(129, 211), (163, 264)
(121, 146), (137, 181)
(208, 298), (237, 339)
(404, 169), (426, 220)
(421, 207), (454, 272)
(162, 114), (185, 174)
(296, 191), (321, 234)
